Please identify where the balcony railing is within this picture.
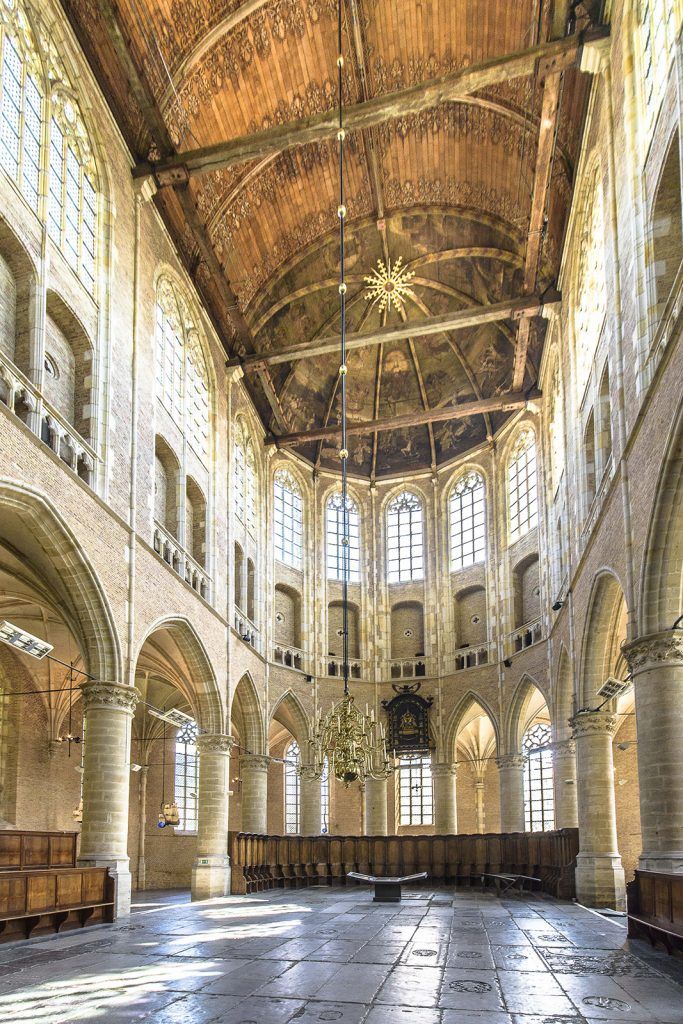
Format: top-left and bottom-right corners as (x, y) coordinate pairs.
(234, 609), (260, 652)
(504, 617), (543, 657)
(582, 452), (615, 540)
(385, 657), (429, 680)
(153, 520), (211, 600)
(272, 643), (308, 672)
(1, 352), (97, 487)
(449, 642), (492, 673)
(324, 656), (363, 680)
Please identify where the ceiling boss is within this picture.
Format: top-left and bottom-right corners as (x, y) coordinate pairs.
(364, 256), (416, 314)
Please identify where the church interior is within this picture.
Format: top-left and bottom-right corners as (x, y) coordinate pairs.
(1, 0), (683, 1020)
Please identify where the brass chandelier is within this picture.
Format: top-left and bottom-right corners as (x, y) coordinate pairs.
(301, 2), (392, 789)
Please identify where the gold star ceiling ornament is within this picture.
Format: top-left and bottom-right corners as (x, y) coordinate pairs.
(364, 256), (416, 314)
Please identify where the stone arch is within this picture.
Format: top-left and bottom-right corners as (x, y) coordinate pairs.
(504, 673), (551, 754)
(269, 690), (311, 750)
(553, 644), (575, 737)
(0, 478), (120, 681)
(135, 616), (223, 734)
(442, 689), (501, 761)
(0, 215), (36, 375)
(580, 570), (628, 706)
(230, 672), (266, 756)
(640, 402), (683, 634)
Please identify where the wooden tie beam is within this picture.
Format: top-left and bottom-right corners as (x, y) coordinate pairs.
(134, 30), (607, 185)
(266, 391), (536, 448)
(236, 295), (558, 371)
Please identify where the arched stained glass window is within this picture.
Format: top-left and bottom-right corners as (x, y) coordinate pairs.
(508, 431), (538, 541)
(522, 722), (554, 832)
(155, 277), (210, 461)
(387, 491), (424, 583)
(285, 739), (300, 834)
(326, 493), (360, 582)
(274, 469), (303, 568)
(399, 754), (433, 825)
(449, 472), (486, 571)
(234, 419), (257, 533)
(175, 718), (198, 832)
(0, 3), (42, 212)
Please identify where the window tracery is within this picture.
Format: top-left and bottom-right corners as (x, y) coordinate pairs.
(174, 718), (198, 832)
(234, 418), (257, 534)
(326, 492), (360, 583)
(274, 468), (303, 568)
(285, 739), (300, 834)
(449, 472), (486, 571)
(574, 167), (606, 395)
(508, 431), (538, 541)
(522, 722), (554, 832)
(155, 276), (209, 461)
(387, 490), (424, 583)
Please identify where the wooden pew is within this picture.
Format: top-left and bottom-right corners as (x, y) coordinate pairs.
(627, 870), (683, 954)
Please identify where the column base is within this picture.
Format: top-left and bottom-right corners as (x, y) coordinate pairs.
(575, 853), (626, 910)
(191, 855), (231, 900)
(78, 857), (132, 918)
(638, 851), (683, 874)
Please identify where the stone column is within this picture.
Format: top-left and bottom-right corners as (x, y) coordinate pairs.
(571, 711), (625, 910)
(496, 754), (526, 832)
(553, 739), (579, 829)
(474, 778), (486, 834)
(192, 735), (233, 900)
(240, 754), (269, 833)
(136, 765), (149, 890)
(78, 681), (140, 917)
(624, 632), (683, 872)
(300, 772), (321, 836)
(364, 776), (388, 835)
(431, 763), (457, 833)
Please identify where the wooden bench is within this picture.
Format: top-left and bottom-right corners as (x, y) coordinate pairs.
(478, 872), (543, 896)
(347, 871), (428, 902)
(627, 870), (683, 955)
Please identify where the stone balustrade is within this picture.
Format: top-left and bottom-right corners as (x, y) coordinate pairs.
(153, 520), (211, 600)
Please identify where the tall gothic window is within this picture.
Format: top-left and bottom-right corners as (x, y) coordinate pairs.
(508, 431), (538, 541)
(321, 757), (329, 834)
(548, 358), (565, 496)
(326, 493), (360, 582)
(274, 469), (303, 569)
(449, 472), (486, 571)
(387, 491), (424, 584)
(175, 719), (198, 832)
(399, 754), (433, 825)
(0, 5), (42, 213)
(48, 96), (98, 293)
(285, 740), (301, 834)
(155, 277), (210, 461)
(575, 166), (606, 394)
(522, 722), (555, 832)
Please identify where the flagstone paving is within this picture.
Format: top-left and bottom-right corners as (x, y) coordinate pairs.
(2, 886), (683, 1022)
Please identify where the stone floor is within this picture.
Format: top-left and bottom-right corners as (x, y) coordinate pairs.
(3, 886), (683, 1023)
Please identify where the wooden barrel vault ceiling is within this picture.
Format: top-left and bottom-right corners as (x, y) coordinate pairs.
(62, 0), (603, 478)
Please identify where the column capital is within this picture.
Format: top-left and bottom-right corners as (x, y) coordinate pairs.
(80, 680), (140, 715)
(623, 631), (683, 673)
(495, 754), (526, 771)
(570, 709), (618, 738)
(553, 738), (576, 757)
(197, 733), (234, 754)
(240, 754), (270, 772)
(430, 762), (457, 779)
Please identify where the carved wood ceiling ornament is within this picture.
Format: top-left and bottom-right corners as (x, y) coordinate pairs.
(60, 0), (599, 476)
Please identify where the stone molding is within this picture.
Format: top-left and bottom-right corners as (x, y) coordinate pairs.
(570, 710), (618, 738)
(197, 734), (234, 754)
(623, 631), (683, 673)
(240, 754), (270, 772)
(495, 754), (527, 771)
(81, 681), (140, 714)
(430, 762), (457, 779)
